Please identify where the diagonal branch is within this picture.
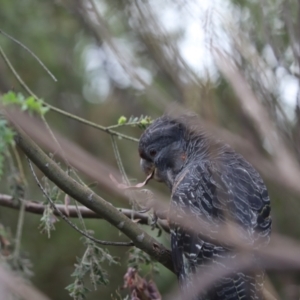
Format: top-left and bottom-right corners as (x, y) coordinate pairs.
(10, 122), (173, 272)
(27, 157), (134, 247)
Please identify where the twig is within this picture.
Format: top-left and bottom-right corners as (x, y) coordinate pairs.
(111, 136), (129, 184)
(27, 158), (133, 247)
(43, 105), (139, 142)
(0, 29), (57, 82)
(0, 194), (169, 232)
(110, 135), (141, 218)
(13, 199), (26, 262)
(6, 146), (27, 264)
(106, 122), (143, 130)
(0, 45), (38, 99)
(10, 144), (27, 186)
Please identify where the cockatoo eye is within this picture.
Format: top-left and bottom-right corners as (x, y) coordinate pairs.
(149, 149), (157, 157)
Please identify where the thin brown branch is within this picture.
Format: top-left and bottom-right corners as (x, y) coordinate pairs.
(0, 29), (57, 82)
(0, 194), (169, 231)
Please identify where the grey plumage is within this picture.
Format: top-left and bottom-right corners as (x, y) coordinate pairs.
(138, 115), (271, 300)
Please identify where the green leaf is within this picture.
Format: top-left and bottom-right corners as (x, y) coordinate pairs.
(1, 91), (22, 105)
(117, 116), (127, 125)
(1, 91), (49, 116)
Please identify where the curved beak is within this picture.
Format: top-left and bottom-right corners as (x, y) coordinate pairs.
(140, 158), (154, 176)
(140, 159), (164, 182)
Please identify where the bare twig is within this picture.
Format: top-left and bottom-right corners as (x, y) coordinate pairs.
(0, 194), (169, 231)
(13, 200), (26, 262)
(0, 29), (57, 82)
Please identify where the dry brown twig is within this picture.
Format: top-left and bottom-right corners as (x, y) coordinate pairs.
(0, 194), (169, 231)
